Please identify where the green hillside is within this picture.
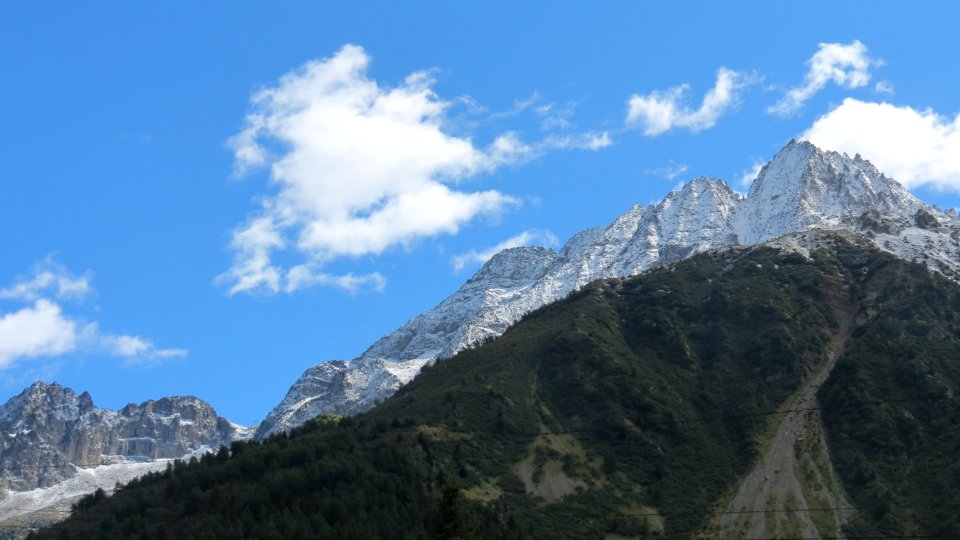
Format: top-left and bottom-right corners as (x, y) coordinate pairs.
(30, 233), (960, 539)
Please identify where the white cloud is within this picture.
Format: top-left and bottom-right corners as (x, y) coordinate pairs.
(0, 300), (78, 369)
(874, 80), (894, 95)
(737, 160), (765, 188)
(0, 260), (187, 369)
(482, 131), (612, 168)
(545, 132), (613, 151)
(98, 334), (188, 365)
(487, 132), (537, 166)
(768, 40), (877, 116)
(491, 94), (577, 132)
(223, 45), (609, 295)
(490, 131), (613, 164)
(801, 98), (960, 191)
(224, 45), (509, 295)
(0, 258), (90, 302)
(216, 217), (285, 295)
(451, 229), (559, 272)
(489, 91), (541, 120)
(626, 68), (758, 136)
(536, 101), (577, 131)
(284, 266), (386, 294)
(645, 161), (690, 181)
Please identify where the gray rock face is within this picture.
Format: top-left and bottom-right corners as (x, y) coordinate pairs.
(257, 139), (960, 438)
(253, 247), (558, 438)
(0, 382), (252, 492)
(734, 140), (923, 244)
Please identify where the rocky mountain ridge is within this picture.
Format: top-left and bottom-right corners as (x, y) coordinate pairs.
(0, 382), (252, 494)
(256, 139), (960, 438)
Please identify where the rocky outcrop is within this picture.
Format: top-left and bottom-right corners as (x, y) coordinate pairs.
(0, 382), (252, 492)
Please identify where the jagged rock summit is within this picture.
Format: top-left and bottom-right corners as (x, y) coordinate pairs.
(257, 139), (960, 438)
(0, 381), (252, 493)
(735, 140), (923, 244)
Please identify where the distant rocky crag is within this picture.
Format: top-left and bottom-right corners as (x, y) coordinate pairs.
(0, 382), (252, 493)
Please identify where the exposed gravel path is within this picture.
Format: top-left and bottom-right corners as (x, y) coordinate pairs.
(713, 276), (857, 539)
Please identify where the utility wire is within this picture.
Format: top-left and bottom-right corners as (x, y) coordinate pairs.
(0, 390), (954, 470)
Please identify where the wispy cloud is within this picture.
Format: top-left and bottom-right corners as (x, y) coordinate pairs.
(491, 94), (580, 133)
(645, 161), (690, 181)
(0, 257), (91, 302)
(98, 334), (188, 366)
(543, 132), (612, 151)
(482, 131), (612, 168)
(802, 98), (960, 192)
(489, 91), (541, 120)
(451, 230), (559, 272)
(284, 266), (386, 294)
(874, 80), (894, 95)
(625, 68), (759, 136)
(536, 100), (578, 131)
(768, 40), (878, 116)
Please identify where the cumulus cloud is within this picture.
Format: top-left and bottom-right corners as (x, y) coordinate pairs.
(626, 68), (758, 136)
(223, 45), (609, 295)
(768, 40), (878, 116)
(226, 44), (510, 267)
(451, 229), (559, 272)
(0, 300), (78, 369)
(0, 260), (186, 369)
(801, 98), (960, 191)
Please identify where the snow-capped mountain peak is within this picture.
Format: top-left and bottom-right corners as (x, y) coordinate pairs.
(736, 140), (925, 244)
(256, 139), (960, 438)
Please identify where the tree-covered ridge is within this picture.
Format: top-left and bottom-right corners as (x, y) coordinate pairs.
(30, 233), (960, 539)
(818, 255), (960, 537)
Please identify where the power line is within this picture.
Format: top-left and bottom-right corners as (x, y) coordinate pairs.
(0, 390), (954, 471)
(363, 391), (955, 451)
(1, 392), (957, 537)
(6, 512), (960, 540)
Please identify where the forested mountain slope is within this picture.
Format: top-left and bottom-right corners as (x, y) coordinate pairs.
(31, 232), (960, 539)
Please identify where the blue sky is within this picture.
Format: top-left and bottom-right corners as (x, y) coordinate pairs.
(3, 2), (960, 425)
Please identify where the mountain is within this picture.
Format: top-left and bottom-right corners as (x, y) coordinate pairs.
(254, 246), (560, 437)
(35, 233), (960, 538)
(257, 139), (960, 438)
(0, 382), (252, 531)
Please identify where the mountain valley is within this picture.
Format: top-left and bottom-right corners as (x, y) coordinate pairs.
(5, 139), (960, 537)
